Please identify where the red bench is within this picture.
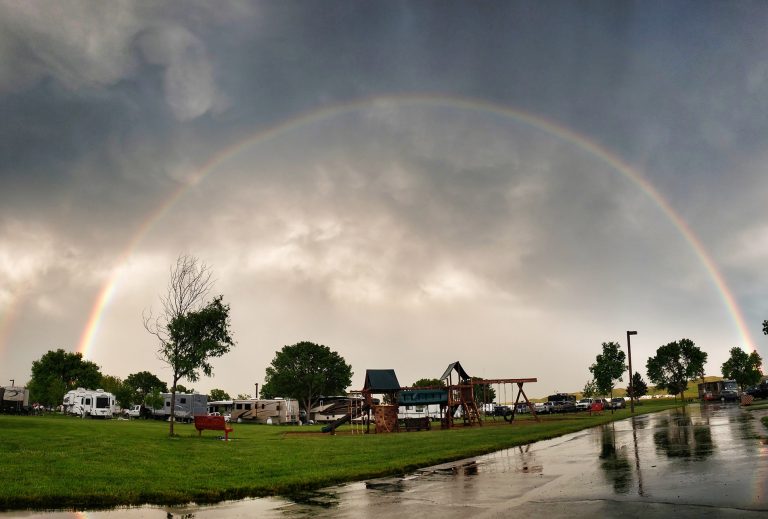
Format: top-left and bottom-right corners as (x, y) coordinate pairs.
(194, 415), (233, 440)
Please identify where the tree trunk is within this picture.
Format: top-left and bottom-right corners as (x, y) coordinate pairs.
(169, 378), (178, 436)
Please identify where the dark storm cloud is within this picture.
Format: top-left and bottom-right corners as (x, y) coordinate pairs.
(1, 1), (767, 393)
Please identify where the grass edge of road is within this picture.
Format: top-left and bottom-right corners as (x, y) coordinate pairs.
(0, 400), (690, 511)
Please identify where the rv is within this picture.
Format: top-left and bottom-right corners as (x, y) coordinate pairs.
(63, 388), (116, 418)
(0, 385), (30, 414)
(698, 379), (739, 402)
(156, 392), (208, 422)
(309, 396), (360, 424)
(231, 398), (300, 424)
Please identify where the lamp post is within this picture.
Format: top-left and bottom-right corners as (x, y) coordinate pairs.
(627, 331), (637, 414)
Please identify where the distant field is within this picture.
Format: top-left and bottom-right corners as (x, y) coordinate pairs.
(0, 400), (683, 511)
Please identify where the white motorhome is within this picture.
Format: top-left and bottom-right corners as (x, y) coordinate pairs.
(231, 398), (300, 424)
(156, 392), (208, 422)
(63, 388), (116, 418)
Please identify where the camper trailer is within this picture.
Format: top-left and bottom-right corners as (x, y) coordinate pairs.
(0, 385), (30, 414)
(309, 396), (365, 424)
(63, 388), (116, 418)
(156, 392), (208, 422)
(231, 398), (300, 424)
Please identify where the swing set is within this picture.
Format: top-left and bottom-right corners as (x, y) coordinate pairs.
(322, 362), (538, 434)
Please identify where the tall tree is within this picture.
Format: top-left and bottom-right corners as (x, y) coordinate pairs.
(646, 338), (707, 400)
(28, 349), (102, 407)
(209, 388), (231, 401)
(412, 378), (445, 388)
(625, 372), (648, 402)
(261, 341), (352, 414)
(100, 375), (132, 409)
(144, 255), (235, 435)
(124, 371), (168, 405)
(721, 347), (763, 391)
(471, 377), (496, 405)
(589, 342), (626, 400)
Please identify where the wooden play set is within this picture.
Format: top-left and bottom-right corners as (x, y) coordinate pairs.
(322, 361), (537, 434)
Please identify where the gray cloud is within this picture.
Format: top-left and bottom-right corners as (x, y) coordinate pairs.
(2, 1), (767, 396)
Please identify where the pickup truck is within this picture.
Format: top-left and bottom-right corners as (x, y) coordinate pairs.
(125, 404), (158, 419)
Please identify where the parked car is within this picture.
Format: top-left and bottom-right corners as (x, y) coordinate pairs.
(126, 405), (142, 418)
(610, 398), (626, 409)
(575, 398), (594, 411)
(746, 381), (768, 400)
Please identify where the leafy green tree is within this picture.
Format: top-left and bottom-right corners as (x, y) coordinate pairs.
(146, 388), (164, 411)
(582, 380), (598, 398)
(471, 377), (496, 404)
(124, 371), (167, 405)
(236, 393), (251, 400)
(28, 349), (103, 407)
(626, 372), (648, 402)
(646, 338), (707, 400)
(721, 347), (763, 391)
(100, 375), (132, 409)
(209, 388), (231, 401)
(412, 378), (444, 388)
(589, 342), (626, 400)
(261, 341), (353, 414)
(144, 255), (235, 435)
(174, 384), (191, 394)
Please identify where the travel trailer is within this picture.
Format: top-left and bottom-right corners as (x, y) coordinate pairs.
(156, 392), (208, 422)
(309, 396), (365, 424)
(230, 398), (300, 424)
(0, 385), (30, 414)
(63, 388), (116, 418)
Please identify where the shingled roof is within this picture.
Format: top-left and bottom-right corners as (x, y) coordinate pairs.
(363, 369), (401, 392)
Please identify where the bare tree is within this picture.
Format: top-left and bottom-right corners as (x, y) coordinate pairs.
(144, 255), (234, 435)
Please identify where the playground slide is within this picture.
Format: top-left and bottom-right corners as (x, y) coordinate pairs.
(321, 404), (370, 433)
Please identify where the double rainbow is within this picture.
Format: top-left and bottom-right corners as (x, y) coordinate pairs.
(0, 94), (756, 361)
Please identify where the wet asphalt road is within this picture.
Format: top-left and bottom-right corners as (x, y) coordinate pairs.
(5, 403), (768, 518)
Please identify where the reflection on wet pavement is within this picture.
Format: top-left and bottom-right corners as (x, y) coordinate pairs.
(3, 404), (767, 518)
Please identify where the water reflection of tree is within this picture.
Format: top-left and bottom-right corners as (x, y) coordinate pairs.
(598, 424), (632, 494)
(653, 410), (714, 460)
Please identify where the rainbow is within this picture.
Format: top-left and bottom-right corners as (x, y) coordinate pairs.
(5, 94), (758, 360)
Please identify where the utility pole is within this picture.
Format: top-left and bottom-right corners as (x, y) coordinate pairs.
(627, 331), (637, 414)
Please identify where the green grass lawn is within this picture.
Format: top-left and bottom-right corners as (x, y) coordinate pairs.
(0, 401), (682, 510)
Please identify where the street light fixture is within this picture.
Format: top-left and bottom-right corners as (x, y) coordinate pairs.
(627, 331), (637, 414)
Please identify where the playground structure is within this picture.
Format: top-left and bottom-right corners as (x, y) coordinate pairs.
(322, 361), (537, 434)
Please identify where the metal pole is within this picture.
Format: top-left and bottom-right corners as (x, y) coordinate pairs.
(627, 331), (637, 414)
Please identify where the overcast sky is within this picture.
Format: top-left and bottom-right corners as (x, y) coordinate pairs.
(1, 1), (767, 399)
